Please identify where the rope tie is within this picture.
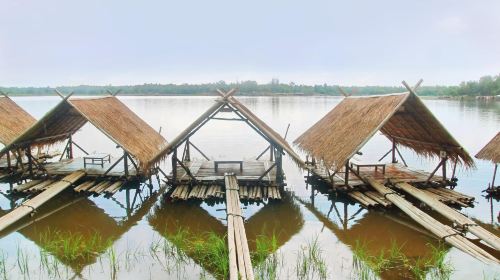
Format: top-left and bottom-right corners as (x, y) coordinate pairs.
(226, 188), (239, 191)
(21, 204), (37, 216)
(441, 232), (461, 240)
(227, 213), (245, 220)
(461, 223), (478, 230)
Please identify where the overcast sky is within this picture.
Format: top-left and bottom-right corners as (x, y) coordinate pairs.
(1, 0), (499, 87)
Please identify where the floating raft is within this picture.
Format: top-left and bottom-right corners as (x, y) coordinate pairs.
(169, 184), (281, 201)
(366, 177), (499, 264)
(10, 178), (125, 197)
(225, 173), (254, 280)
(0, 171), (85, 232)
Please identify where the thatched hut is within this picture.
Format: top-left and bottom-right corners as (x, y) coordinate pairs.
(294, 91), (473, 186)
(476, 132), (499, 190)
(0, 94), (168, 178)
(150, 89), (304, 188)
(0, 95), (35, 146)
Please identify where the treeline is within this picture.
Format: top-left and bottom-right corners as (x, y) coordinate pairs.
(1, 74), (498, 96)
(444, 74), (500, 96)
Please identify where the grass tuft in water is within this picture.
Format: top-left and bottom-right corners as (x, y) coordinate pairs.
(253, 233), (282, 280)
(351, 239), (453, 280)
(38, 229), (112, 263)
(295, 236), (328, 280)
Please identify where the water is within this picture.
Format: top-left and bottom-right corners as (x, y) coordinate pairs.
(0, 96), (499, 279)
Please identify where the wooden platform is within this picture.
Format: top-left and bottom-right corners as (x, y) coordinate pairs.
(44, 157), (138, 177)
(311, 163), (443, 187)
(169, 184), (282, 201)
(171, 159), (277, 183)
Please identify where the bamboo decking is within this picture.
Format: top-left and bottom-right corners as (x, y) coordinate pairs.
(44, 157), (138, 177)
(9, 178), (125, 197)
(169, 184), (282, 201)
(171, 159), (278, 184)
(311, 163), (443, 188)
(0, 171), (86, 232)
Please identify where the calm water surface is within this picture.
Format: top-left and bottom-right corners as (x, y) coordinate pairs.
(0, 96), (499, 279)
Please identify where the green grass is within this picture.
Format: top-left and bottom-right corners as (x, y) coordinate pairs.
(253, 233), (281, 280)
(38, 229), (112, 263)
(351, 239), (453, 280)
(295, 236), (328, 280)
(0, 251), (7, 280)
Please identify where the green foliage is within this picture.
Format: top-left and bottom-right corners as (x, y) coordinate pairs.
(351, 240), (453, 280)
(295, 236), (328, 280)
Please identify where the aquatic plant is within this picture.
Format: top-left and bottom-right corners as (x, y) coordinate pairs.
(16, 245), (30, 279)
(295, 236), (329, 280)
(38, 229), (112, 263)
(0, 251), (7, 280)
(253, 233), (282, 280)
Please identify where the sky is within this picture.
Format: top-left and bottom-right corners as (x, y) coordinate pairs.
(0, 0), (499, 87)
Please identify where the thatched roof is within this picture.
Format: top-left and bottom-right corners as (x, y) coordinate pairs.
(294, 92), (474, 171)
(150, 92), (306, 167)
(0, 96), (167, 170)
(0, 96), (36, 145)
(476, 132), (500, 164)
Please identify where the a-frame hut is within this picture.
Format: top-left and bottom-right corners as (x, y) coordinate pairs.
(0, 94), (168, 181)
(151, 89), (304, 201)
(476, 132), (500, 193)
(0, 94), (37, 172)
(294, 90), (474, 190)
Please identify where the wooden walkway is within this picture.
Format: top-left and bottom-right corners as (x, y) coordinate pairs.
(225, 173), (254, 280)
(366, 177), (499, 264)
(395, 182), (500, 251)
(0, 171), (85, 232)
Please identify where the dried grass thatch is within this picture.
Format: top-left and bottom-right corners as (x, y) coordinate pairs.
(294, 92), (474, 171)
(0, 96), (36, 145)
(0, 96), (167, 171)
(475, 132), (500, 164)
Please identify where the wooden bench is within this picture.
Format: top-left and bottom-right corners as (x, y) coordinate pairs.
(84, 153), (111, 168)
(350, 159), (386, 175)
(214, 161), (243, 173)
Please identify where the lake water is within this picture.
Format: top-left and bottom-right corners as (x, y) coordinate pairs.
(0, 96), (499, 279)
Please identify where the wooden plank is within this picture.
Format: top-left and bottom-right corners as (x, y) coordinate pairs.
(366, 177), (498, 264)
(397, 182), (500, 251)
(0, 171), (85, 232)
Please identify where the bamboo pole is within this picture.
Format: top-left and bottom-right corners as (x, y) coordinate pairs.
(0, 171), (85, 232)
(396, 182), (500, 251)
(366, 177), (498, 264)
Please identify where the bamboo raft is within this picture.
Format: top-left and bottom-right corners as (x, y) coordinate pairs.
(395, 182), (500, 250)
(366, 177), (499, 264)
(0, 171), (86, 232)
(169, 184), (282, 201)
(225, 173), (254, 280)
(9, 178), (125, 197)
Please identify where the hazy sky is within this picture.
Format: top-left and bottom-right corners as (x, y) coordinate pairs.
(1, 0), (499, 87)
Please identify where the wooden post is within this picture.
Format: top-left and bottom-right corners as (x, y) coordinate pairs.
(123, 151), (129, 177)
(492, 164), (498, 190)
(276, 147), (283, 184)
(27, 147), (33, 177)
(171, 148), (177, 185)
(391, 138), (397, 163)
(185, 138), (191, 162)
(344, 161), (349, 186)
(68, 135), (74, 159)
(442, 156), (447, 181)
(6, 151), (11, 170)
(269, 145), (274, 161)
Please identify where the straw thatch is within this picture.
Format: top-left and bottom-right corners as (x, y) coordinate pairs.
(0, 96), (36, 145)
(294, 92), (474, 171)
(70, 97), (168, 169)
(475, 132), (500, 164)
(0, 96), (167, 170)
